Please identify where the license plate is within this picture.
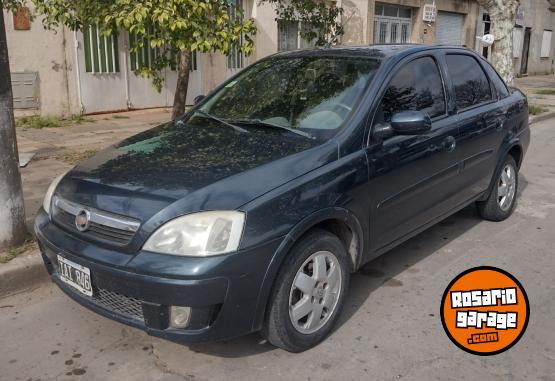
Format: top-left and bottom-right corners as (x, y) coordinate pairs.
(57, 255), (93, 297)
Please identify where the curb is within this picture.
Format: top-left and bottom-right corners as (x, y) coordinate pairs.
(530, 111), (555, 125)
(0, 249), (49, 299)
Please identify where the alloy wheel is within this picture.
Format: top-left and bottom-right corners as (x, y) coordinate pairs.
(497, 163), (517, 211)
(288, 251), (342, 334)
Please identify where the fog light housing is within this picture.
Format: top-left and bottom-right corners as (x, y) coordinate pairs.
(170, 306), (191, 329)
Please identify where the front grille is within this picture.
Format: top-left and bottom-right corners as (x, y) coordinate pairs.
(92, 288), (144, 322)
(51, 196), (140, 246)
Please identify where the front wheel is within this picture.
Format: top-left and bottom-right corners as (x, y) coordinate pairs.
(477, 155), (518, 221)
(262, 229), (350, 352)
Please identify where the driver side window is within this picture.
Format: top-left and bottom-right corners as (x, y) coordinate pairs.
(374, 56), (446, 126)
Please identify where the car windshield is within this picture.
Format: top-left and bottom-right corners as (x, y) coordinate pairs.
(194, 55), (381, 140)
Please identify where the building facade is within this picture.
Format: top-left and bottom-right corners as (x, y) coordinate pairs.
(4, 1), (520, 117)
(511, 0), (555, 76)
(475, 1), (555, 76)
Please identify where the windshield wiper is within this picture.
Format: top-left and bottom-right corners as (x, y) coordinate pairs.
(230, 119), (314, 139)
(194, 110), (249, 133)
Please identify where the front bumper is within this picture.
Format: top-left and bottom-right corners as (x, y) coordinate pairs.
(35, 209), (282, 343)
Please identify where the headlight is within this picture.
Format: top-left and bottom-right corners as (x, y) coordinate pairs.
(143, 211), (245, 256)
(43, 170), (70, 215)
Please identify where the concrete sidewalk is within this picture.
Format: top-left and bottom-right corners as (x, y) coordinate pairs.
(515, 74), (555, 123)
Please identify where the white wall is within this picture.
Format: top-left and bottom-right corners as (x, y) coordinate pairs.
(4, 9), (80, 117)
(341, 0), (369, 45)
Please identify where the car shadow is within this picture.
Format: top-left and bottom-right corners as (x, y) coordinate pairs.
(185, 175), (528, 358)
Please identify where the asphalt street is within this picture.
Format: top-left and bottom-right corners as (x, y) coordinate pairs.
(1, 118), (554, 381)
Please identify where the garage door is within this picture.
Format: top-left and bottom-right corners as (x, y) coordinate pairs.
(436, 11), (464, 45)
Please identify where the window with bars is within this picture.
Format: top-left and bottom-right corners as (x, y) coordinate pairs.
(373, 3), (412, 44)
(278, 20), (319, 52)
(129, 30), (161, 71)
(278, 20), (299, 52)
(227, 0), (245, 70)
(83, 25), (120, 73)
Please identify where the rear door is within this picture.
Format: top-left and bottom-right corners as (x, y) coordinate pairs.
(366, 53), (461, 251)
(443, 52), (507, 203)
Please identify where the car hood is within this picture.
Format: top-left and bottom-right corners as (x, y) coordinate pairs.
(56, 119), (337, 222)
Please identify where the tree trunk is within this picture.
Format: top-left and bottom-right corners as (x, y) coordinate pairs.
(172, 50), (192, 119)
(478, 0), (520, 84)
(0, 9), (27, 249)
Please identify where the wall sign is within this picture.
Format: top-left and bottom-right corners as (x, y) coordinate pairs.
(13, 7), (31, 31)
(423, 4), (437, 23)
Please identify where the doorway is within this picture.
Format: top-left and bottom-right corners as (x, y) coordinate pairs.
(520, 27), (531, 75)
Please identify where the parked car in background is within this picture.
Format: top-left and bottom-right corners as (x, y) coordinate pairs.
(35, 45), (529, 352)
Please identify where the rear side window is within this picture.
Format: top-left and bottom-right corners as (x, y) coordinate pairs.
(486, 64), (510, 99)
(446, 54), (493, 110)
(377, 56), (446, 123)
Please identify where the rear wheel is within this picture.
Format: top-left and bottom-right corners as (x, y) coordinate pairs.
(262, 229), (350, 352)
(477, 156), (518, 221)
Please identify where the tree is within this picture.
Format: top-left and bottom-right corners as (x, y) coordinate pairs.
(0, 0), (27, 249)
(477, 0), (520, 84)
(33, 0), (257, 118)
(264, 0), (344, 47)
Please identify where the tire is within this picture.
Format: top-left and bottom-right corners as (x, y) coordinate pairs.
(477, 155), (518, 221)
(262, 229), (350, 352)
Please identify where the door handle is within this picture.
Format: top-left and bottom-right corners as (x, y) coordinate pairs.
(441, 136), (456, 152)
(496, 110), (508, 131)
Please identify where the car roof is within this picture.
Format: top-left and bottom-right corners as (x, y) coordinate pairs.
(271, 44), (473, 60)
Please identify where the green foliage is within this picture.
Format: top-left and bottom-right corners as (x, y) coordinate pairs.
(32, 0), (257, 91)
(28, 0), (343, 99)
(528, 104), (549, 115)
(1, 0), (25, 12)
(0, 236), (36, 264)
(263, 0), (344, 47)
(16, 115), (63, 129)
(536, 89), (555, 95)
(15, 114), (95, 129)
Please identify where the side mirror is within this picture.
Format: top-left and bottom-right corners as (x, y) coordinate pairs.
(194, 95), (206, 105)
(390, 111), (432, 135)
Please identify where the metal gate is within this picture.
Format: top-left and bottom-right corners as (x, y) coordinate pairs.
(436, 11), (464, 45)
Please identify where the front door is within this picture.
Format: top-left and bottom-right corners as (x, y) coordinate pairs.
(366, 55), (460, 251)
(521, 27), (531, 75)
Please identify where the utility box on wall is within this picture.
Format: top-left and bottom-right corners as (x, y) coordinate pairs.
(11, 71), (39, 109)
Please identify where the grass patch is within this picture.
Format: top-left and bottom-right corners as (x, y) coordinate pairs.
(529, 104), (550, 115)
(0, 237), (37, 264)
(68, 114), (95, 124)
(535, 89), (555, 95)
(55, 149), (99, 165)
(112, 114), (130, 119)
(16, 114), (95, 129)
(16, 115), (63, 129)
